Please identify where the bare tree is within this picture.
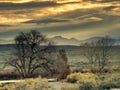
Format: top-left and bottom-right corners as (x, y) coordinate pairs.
(5, 30), (57, 78)
(5, 30), (70, 79)
(81, 41), (97, 66)
(56, 49), (70, 80)
(81, 36), (115, 70)
(95, 36), (115, 70)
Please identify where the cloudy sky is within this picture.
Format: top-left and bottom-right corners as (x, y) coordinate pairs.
(0, 0), (120, 44)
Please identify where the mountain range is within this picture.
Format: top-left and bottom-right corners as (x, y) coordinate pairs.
(0, 36), (120, 46)
(49, 36), (120, 46)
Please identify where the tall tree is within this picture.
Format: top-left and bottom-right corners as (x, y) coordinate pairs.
(6, 30), (57, 78)
(81, 36), (115, 71)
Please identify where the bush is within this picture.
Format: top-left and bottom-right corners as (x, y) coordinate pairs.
(0, 78), (52, 90)
(66, 73), (99, 90)
(79, 82), (97, 90)
(66, 73), (98, 83)
(98, 73), (120, 90)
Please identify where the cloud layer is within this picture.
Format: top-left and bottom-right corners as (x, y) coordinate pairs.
(0, 0), (120, 44)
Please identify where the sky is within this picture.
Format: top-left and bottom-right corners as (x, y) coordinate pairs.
(0, 0), (120, 44)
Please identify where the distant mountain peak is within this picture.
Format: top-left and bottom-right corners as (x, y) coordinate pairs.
(1, 36), (119, 45)
(50, 36), (80, 45)
(49, 36), (120, 46)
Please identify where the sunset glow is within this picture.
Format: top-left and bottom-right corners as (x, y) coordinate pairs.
(0, 0), (120, 44)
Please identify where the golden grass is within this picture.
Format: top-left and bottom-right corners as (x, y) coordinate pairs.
(0, 78), (51, 90)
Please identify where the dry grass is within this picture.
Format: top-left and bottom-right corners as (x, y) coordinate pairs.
(66, 72), (98, 83)
(0, 78), (52, 90)
(66, 72), (99, 90)
(98, 73), (120, 90)
(66, 72), (120, 90)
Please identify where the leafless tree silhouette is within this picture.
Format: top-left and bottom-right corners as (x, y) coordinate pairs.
(81, 36), (115, 71)
(5, 30), (58, 78)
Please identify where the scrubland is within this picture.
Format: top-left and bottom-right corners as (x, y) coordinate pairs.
(0, 67), (119, 90)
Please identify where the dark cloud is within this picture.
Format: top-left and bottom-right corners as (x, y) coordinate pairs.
(24, 18), (69, 24)
(0, 24), (12, 27)
(83, 14), (120, 27)
(53, 8), (99, 19)
(0, 1), (80, 10)
(85, 0), (120, 3)
(0, 1), (58, 10)
(32, 9), (120, 31)
(99, 0), (120, 2)
(104, 6), (118, 10)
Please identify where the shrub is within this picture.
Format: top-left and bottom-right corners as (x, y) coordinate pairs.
(66, 73), (99, 90)
(98, 73), (120, 90)
(71, 68), (91, 73)
(79, 82), (97, 90)
(66, 73), (98, 83)
(1, 78), (52, 90)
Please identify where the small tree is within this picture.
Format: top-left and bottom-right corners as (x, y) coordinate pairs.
(95, 36), (115, 70)
(5, 30), (57, 78)
(56, 49), (71, 80)
(81, 41), (97, 66)
(81, 36), (114, 70)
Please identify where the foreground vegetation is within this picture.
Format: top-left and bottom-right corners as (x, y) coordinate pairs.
(66, 72), (120, 90)
(0, 71), (119, 90)
(0, 78), (51, 90)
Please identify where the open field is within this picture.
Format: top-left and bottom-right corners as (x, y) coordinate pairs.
(0, 45), (120, 68)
